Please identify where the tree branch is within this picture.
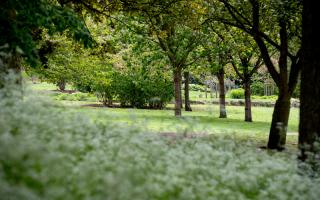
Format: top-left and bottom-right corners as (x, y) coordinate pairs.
(230, 55), (245, 80)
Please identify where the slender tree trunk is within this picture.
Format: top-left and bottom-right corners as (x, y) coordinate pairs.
(107, 99), (113, 107)
(205, 85), (208, 98)
(173, 67), (182, 116)
(215, 84), (218, 98)
(184, 71), (192, 111)
(217, 68), (227, 118)
(180, 82), (183, 109)
(57, 79), (66, 91)
(267, 90), (291, 150)
(244, 81), (252, 122)
(299, 0), (320, 160)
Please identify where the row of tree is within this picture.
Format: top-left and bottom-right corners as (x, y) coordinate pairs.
(0, 0), (319, 160)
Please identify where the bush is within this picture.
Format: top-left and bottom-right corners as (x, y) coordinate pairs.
(114, 72), (173, 109)
(229, 88), (245, 99)
(251, 81), (265, 96)
(189, 84), (206, 92)
(1, 84), (320, 200)
(54, 92), (95, 101)
(251, 95), (278, 101)
(292, 83), (300, 98)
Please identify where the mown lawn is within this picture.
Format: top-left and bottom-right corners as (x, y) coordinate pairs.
(63, 102), (298, 147)
(29, 81), (299, 148)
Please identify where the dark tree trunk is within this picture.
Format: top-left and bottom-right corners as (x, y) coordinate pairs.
(184, 71), (192, 111)
(217, 68), (227, 118)
(244, 81), (252, 122)
(299, 0), (320, 160)
(57, 79), (66, 91)
(107, 99), (113, 107)
(267, 91), (291, 150)
(215, 84), (218, 98)
(173, 67), (182, 116)
(0, 53), (22, 87)
(180, 85), (183, 109)
(267, 20), (293, 150)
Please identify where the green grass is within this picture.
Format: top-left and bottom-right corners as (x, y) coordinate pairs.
(189, 90), (278, 102)
(59, 101), (299, 149)
(28, 81), (72, 91)
(29, 81), (299, 148)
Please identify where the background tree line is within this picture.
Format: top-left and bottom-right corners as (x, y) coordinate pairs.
(0, 0), (319, 161)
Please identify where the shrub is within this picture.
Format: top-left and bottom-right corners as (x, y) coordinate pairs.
(54, 92), (95, 102)
(189, 84), (206, 92)
(91, 74), (115, 106)
(292, 83), (300, 98)
(1, 83), (320, 200)
(229, 88), (245, 99)
(113, 71), (173, 109)
(251, 81), (265, 96)
(251, 95), (278, 101)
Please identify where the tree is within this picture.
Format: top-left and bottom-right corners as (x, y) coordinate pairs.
(210, 0), (302, 149)
(202, 30), (230, 118)
(116, 0), (206, 116)
(228, 31), (264, 122)
(183, 71), (192, 111)
(299, 0), (320, 160)
(0, 0), (94, 84)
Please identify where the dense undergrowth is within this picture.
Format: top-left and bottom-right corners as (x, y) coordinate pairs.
(0, 82), (319, 200)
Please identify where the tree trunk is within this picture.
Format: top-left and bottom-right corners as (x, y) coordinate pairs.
(244, 81), (252, 122)
(107, 99), (113, 107)
(57, 79), (66, 91)
(205, 85), (208, 98)
(217, 68), (227, 118)
(299, 0), (320, 160)
(0, 53), (22, 87)
(173, 67), (182, 116)
(180, 85), (183, 109)
(184, 71), (192, 111)
(267, 91), (291, 150)
(215, 84), (218, 98)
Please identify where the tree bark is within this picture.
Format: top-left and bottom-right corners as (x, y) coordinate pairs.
(173, 67), (182, 116)
(244, 81), (252, 122)
(205, 85), (208, 98)
(299, 0), (320, 160)
(184, 71), (192, 111)
(217, 68), (227, 118)
(0, 52), (22, 87)
(215, 84), (218, 98)
(57, 79), (66, 91)
(180, 84), (183, 109)
(267, 91), (291, 150)
(107, 99), (113, 107)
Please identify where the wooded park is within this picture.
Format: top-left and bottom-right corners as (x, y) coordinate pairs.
(0, 0), (320, 199)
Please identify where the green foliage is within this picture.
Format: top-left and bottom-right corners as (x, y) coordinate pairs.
(114, 70), (173, 109)
(53, 92), (96, 102)
(251, 81), (265, 96)
(292, 83), (300, 98)
(1, 83), (320, 199)
(189, 84), (206, 92)
(251, 95), (278, 101)
(0, 0), (93, 67)
(229, 88), (245, 99)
